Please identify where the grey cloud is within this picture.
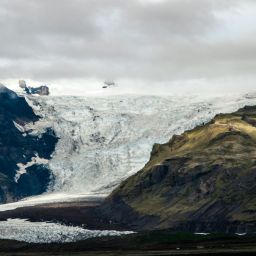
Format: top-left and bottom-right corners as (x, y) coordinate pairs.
(0, 0), (255, 90)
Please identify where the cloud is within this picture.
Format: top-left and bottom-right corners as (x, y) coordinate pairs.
(0, 0), (256, 93)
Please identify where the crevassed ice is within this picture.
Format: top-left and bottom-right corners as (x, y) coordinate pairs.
(0, 219), (134, 243)
(24, 94), (256, 196)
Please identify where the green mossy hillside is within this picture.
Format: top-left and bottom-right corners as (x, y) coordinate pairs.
(102, 105), (256, 232)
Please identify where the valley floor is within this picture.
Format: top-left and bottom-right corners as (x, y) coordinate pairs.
(1, 232), (256, 255)
(0, 197), (112, 229)
(1, 201), (256, 255)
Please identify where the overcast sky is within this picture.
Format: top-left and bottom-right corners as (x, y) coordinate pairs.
(1, 0), (256, 95)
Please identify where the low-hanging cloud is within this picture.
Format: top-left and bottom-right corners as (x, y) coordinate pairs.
(0, 0), (256, 93)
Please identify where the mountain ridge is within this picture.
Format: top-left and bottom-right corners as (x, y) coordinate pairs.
(99, 105), (256, 233)
(0, 85), (58, 203)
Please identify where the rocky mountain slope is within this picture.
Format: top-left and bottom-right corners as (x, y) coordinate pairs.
(0, 85), (58, 203)
(101, 105), (256, 233)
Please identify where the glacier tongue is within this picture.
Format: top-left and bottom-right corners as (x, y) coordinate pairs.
(0, 219), (134, 243)
(24, 94), (256, 196)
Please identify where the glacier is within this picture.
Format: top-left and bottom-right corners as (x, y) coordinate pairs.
(0, 92), (256, 243)
(0, 219), (134, 243)
(22, 93), (256, 197)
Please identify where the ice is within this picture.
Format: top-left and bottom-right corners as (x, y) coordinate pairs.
(0, 93), (255, 210)
(24, 94), (256, 196)
(0, 219), (134, 243)
(0, 93), (255, 243)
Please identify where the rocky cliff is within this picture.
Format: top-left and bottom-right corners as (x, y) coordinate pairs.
(0, 85), (57, 203)
(100, 105), (256, 233)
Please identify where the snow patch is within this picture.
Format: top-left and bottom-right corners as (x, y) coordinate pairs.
(13, 121), (25, 133)
(15, 156), (49, 182)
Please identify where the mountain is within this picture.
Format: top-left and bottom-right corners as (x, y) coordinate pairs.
(0, 85), (58, 203)
(100, 105), (256, 233)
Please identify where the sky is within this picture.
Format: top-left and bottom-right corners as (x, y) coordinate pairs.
(0, 0), (256, 95)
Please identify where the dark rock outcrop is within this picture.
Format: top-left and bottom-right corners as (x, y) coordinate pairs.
(19, 80), (50, 96)
(99, 105), (256, 233)
(0, 84), (57, 203)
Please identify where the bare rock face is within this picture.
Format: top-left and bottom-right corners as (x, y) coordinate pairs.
(19, 80), (50, 96)
(99, 105), (256, 233)
(18, 80), (27, 89)
(0, 85), (57, 203)
(29, 85), (50, 96)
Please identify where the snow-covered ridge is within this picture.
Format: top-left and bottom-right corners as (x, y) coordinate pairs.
(0, 219), (134, 243)
(22, 94), (256, 197)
